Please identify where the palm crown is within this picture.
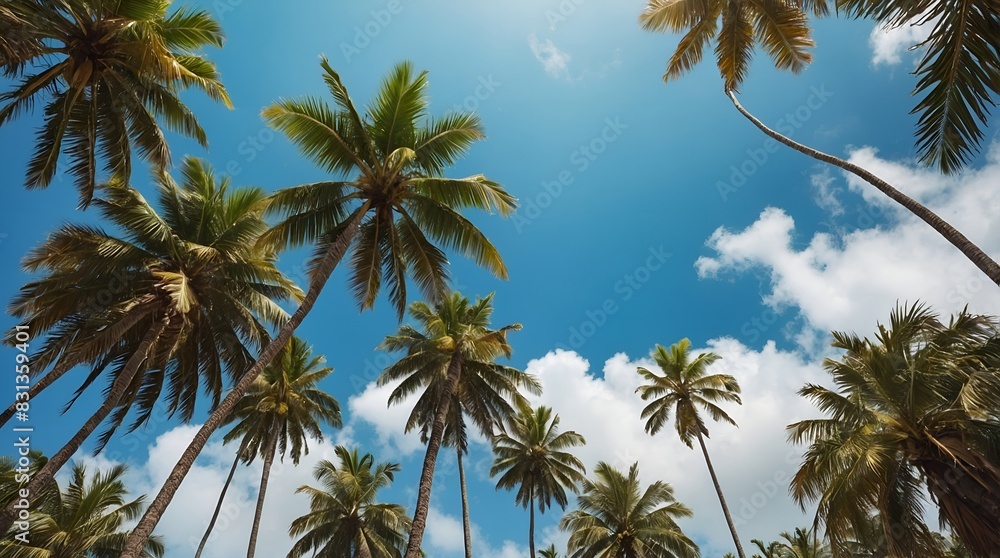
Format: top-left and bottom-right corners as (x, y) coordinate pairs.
(288, 446), (411, 558)
(260, 59), (517, 319)
(0, 0), (231, 205)
(560, 461), (699, 558)
(8, 157), (302, 445)
(636, 338), (742, 446)
(788, 303), (1000, 557)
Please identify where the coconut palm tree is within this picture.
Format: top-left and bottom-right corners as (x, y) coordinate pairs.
(559, 461), (699, 558)
(0, 462), (164, 558)
(788, 303), (1000, 558)
(0, 0), (231, 206)
(287, 446), (411, 558)
(636, 338), (746, 558)
(753, 527), (832, 558)
(220, 336), (342, 558)
(0, 157), (302, 536)
(378, 292), (538, 556)
(490, 404), (587, 558)
(638, 0), (1000, 287)
(121, 60), (516, 557)
(539, 545), (561, 558)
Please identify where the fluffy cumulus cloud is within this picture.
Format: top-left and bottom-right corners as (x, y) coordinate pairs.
(527, 33), (572, 79)
(697, 143), (1000, 340)
(869, 19), (933, 66)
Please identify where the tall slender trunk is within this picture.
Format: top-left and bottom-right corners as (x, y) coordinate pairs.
(458, 447), (473, 558)
(529, 485), (536, 558)
(120, 207), (368, 558)
(404, 353), (464, 558)
(727, 90), (1000, 287)
(194, 451), (243, 558)
(696, 428), (746, 558)
(246, 430), (277, 558)
(0, 317), (167, 534)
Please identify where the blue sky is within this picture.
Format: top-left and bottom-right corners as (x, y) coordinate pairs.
(2, 0), (1000, 556)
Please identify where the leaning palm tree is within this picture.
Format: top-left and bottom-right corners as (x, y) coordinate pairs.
(490, 404), (587, 558)
(0, 158), (302, 536)
(636, 338), (746, 558)
(121, 60), (516, 557)
(559, 461), (699, 558)
(287, 446), (411, 558)
(220, 336), (342, 558)
(638, 0), (1000, 287)
(378, 292), (539, 556)
(193, 443), (251, 558)
(788, 303), (1000, 558)
(0, 463), (164, 558)
(0, 0), (231, 206)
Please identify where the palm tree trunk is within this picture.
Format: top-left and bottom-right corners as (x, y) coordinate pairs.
(727, 90), (1000, 287)
(695, 428), (746, 558)
(0, 317), (167, 535)
(529, 485), (536, 558)
(194, 451), (243, 558)
(458, 447), (473, 558)
(120, 207), (368, 558)
(404, 352), (464, 558)
(246, 430), (277, 558)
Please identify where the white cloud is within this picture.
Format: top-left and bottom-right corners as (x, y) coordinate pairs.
(528, 33), (572, 79)
(347, 380), (424, 457)
(696, 143), (1000, 341)
(869, 20), (933, 67)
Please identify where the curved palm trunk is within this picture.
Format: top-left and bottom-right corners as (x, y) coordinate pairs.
(529, 485), (536, 558)
(246, 430), (278, 558)
(458, 447), (473, 558)
(727, 91), (1000, 287)
(120, 208), (368, 558)
(0, 318), (167, 534)
(696, 429), (746, 558)
(404, 353), (464, 558)
(194, 452), (243, 558)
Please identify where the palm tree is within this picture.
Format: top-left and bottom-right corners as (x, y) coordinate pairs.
(753, 527), (832, 558)
(638, 0), (1000, 287)
(0, 462), (164, 558)
(490, 404), (587, 558)
(122, 59), (516, 557)
(220, 336), (342, 558)
(539, 544), (561, 558)
(0, 0), (231, 206)
(559, 461), (699, 558)
(378, 292), (538, 556)
(287, 446), (411, 558)
(0, 157), (302, 536)
(788, 303), (1000, 558)
(636, 338), (746, 558)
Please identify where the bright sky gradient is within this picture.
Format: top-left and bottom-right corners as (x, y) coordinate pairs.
(2, 1), (999, 557)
